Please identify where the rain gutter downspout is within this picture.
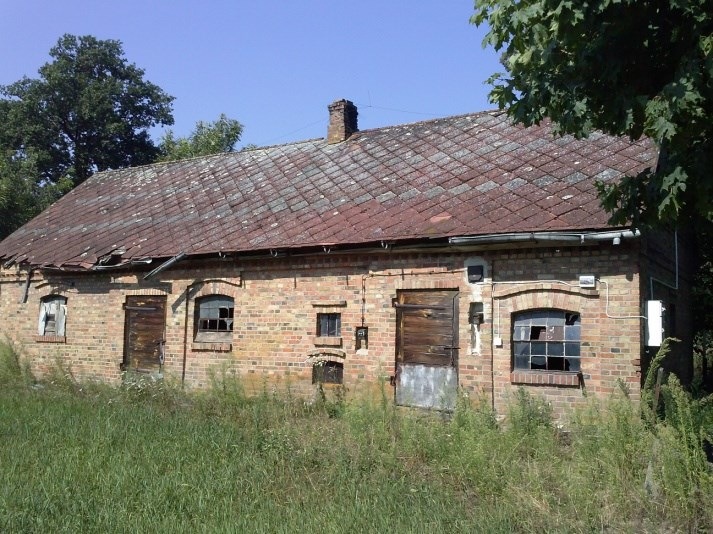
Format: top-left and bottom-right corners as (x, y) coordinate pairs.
(143, 252), (187, 281)
(182, 284), (191, 387)
(490, 260), (496, 412)
(182, 280), (201, 387)
(19, 269), (33, 304)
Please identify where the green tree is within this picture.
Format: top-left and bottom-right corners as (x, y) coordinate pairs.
(471, 0), (712, 228)
(0, 149), (72, 239)
(158, 114), (243, 162)
(1, 34), (174, 187)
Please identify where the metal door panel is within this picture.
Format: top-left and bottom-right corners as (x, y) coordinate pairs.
(396, 363), (457, 410)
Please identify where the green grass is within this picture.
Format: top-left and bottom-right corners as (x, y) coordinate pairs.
(1, 341), (712, 532)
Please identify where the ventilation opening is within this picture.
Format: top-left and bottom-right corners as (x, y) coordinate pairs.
(312, 361), (344, 384)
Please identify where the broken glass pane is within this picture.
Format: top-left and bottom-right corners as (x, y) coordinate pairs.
(530, 326), (547, 340)
(565, 312), (580, 325)
(548, 357), (565, 371)
(566, 358), (581, 372)
(531, 355), (547, 369)
(546, 326), (564, 340)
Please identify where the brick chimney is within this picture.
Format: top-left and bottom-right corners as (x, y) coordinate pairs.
(327, 99), (358, 144)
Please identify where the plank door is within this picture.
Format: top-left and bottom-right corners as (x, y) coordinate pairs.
(395, 289), (459, 410)
(123, 295), (167, 373)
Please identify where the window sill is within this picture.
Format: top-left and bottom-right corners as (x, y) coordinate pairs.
(311, 300), (347, 308)
(192, 342), (232, 352)
(510, 370), (580, 387)
(313, 336), (342, 347)
(35, 335), (66, 344)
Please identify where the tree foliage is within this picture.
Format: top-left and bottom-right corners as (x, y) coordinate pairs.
(1, 34), (174, 187)
(158, 114), (243, 162)
(0, 150), (72, 239)
(472, 0), (713, 227)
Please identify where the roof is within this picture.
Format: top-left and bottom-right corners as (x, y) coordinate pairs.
(0, 110), (657, 269)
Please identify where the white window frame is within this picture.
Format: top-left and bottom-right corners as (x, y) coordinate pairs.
(38, 296), (67, 337)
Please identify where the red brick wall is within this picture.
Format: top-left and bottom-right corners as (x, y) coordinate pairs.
(0, 240), (663, 416)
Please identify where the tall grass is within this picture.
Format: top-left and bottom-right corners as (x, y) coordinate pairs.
(1, 340), (712, 532)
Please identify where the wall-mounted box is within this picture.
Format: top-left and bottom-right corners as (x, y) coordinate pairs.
(355, 326), (368, 350)
(579, 275), (596, 288)
(646, 300), (664, 346)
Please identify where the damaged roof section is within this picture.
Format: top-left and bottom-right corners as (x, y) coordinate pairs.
(0, 109), (657, 270)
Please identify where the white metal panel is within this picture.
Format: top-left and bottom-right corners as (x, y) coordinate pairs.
(646, 300), (664, 346)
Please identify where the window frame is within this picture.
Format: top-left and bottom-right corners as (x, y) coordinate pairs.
(316, 313), (341, 338)
(512, 309), (581, 373)
(194, 294), (235, 343)
(38, 295), (68, 339)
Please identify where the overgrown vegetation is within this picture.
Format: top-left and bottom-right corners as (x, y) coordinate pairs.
(1, 341), (712, 532)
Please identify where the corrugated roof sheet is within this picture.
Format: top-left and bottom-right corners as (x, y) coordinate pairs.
(0, 110), (657, 269)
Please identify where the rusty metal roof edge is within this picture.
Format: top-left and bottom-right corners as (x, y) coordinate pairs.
(5, 226), (638, 274)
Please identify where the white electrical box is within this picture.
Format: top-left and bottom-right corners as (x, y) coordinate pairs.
(579, 275), (596, 288)
(646, 300), (664, 346)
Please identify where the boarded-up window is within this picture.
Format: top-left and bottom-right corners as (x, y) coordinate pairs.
(512, 309), (581, 372)
(312, 360), (343, 384)
(38, 296), (67, 336)
(195, 295), (234, 342)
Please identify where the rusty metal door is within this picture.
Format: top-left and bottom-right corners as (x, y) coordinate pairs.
(395, 289), (459, 410)
(123, 295), (167, 373)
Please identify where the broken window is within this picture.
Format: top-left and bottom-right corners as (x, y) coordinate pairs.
(195, 295), (234, 342)
(469, 302), (484, 353)
(317, 313), (341, 337)
(312, 360), (344, 384)
(512, 309), (581, 372)
(38, 295), (67, 337)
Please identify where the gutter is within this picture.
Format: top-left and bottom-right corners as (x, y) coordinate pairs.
(6, 230), (642, 275)
(448, 229), (640, 246)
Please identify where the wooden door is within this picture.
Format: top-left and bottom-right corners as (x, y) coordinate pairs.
(123, 295), (167, 373)
(395, 289), (459, 410)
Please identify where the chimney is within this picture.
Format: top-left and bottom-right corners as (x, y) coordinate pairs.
(327, 99), (358, 144)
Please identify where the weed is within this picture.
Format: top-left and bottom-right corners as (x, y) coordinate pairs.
(1, 350), (713, 531)
(0, 339), (33, 388)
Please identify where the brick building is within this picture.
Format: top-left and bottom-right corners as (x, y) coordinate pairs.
(0, 100), (691, 415)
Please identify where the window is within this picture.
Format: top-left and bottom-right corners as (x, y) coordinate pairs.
(38, 296), (67, 337)
(195, 295), (234, 342)
(512, 309), (580, 372)
(317, 313), (341, 337)
(312, 360), (344, 384)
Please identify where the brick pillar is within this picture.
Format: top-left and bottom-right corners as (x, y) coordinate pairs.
(327, 99), (358, 144)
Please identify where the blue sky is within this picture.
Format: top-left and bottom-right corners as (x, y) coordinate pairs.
(1, 1), (501, 148)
